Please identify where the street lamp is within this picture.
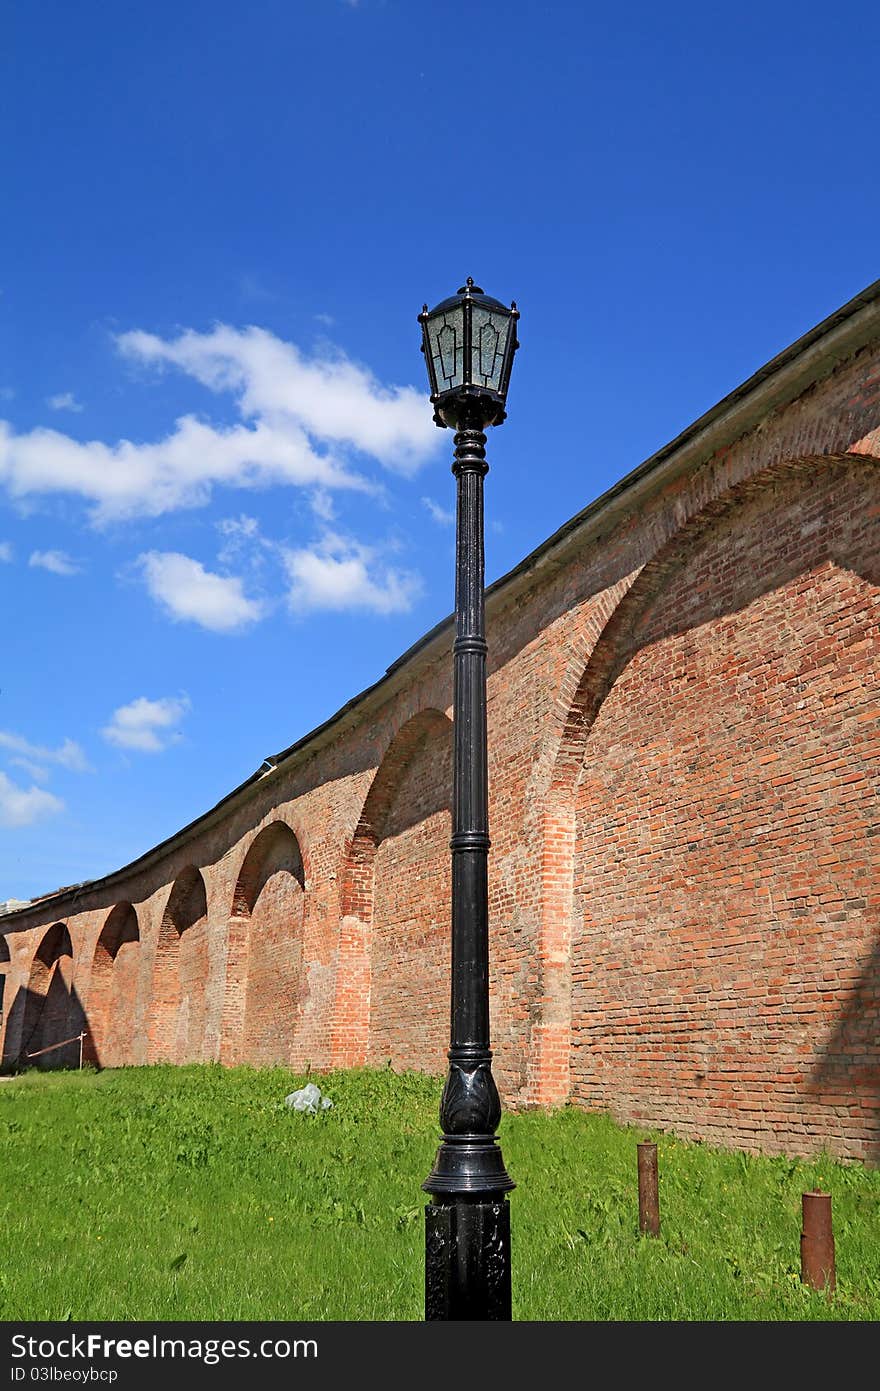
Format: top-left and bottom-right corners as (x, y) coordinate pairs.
(418, 277), (520, 1320)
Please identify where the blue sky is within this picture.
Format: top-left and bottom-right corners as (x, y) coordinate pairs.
(1, 0), (878, 902)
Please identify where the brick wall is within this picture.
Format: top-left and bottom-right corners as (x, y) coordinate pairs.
(149, 866), (209, 1064)
(1, 294), (878, 1163)
(570, 456), (878, 1159)
(87, 903), (139, 1067)
(366, 712), (452, 1072)
(233, 821), (305, 1067)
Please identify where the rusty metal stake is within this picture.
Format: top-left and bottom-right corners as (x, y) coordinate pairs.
(637, 1142), (660, 1236)
(800, 1191), (835, 1293)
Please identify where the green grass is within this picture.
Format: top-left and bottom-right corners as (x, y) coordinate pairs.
(1, 1064), (878, 1320)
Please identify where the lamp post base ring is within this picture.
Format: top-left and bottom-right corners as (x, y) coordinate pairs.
(422, 1135), (516, 1196)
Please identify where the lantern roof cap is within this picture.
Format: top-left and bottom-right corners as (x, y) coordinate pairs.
(419, 277), (518, 321)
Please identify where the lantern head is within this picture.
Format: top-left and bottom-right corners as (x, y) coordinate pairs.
(419, 278), (519, 430)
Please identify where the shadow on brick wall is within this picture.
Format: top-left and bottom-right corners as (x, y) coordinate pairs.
(1, 980), (90, 1072)
(809, 934), (880, 1163)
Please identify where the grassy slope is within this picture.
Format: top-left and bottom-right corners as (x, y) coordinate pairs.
(1, 1065), (878, 1321)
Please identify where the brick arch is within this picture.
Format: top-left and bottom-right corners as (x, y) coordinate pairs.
(232, 820), (305, 914)
(551, 454), (871, 800)
(332, 708), (453, 1067)
(88, 903), (140, 1068)
(148, 866), (209, 1064)
(222, 820), (306, 1066)
(528, 452), (879, 1113)
(20, 923), (79, 1067)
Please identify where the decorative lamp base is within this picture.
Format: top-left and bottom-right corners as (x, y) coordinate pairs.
(425, 1196), (512, 1320)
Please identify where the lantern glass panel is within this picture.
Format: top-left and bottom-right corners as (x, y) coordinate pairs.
(470, 306), (512, 393)
(426, 306), (465, 394)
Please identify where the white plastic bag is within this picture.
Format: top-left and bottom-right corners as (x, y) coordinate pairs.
(284, 1081), (333, 1114)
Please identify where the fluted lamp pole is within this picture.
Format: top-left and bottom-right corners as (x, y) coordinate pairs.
(418, 278), (520, 1320)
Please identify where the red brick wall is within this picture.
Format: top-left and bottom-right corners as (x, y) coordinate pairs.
(88, 903), (140, 1067)
(233, 821), (305, 1067)
(19, 924), (80, 1068)
(366, 713), (452, 1072)
(148, 867), (209, 1064)
(1, 320), (878, 1164)
(0, 936), (9, 1035)
(570, 457), (879, 1159)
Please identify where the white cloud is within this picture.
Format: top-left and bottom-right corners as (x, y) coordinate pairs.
(29, 549), (81, 576)
(0, 541), (12, 562)
(216, 514), (268, 571)
(0, 730), (91, 775)
(216, 514), (261, 548)
(116, 324), (436, 472)
(0, 415), (367, 526)
(101, 694), (191, 753)
(283, 532), (422, 615)
(1, 324), (440, 525)
(137, 550), (265, 632)
(47, 391), (84, 413)
(0, 771), (64, 828)
(422, 496), (454, 525)
(310, 488), (336, 522)
(10, 758), (50, 783)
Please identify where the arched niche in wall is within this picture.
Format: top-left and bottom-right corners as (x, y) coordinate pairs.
(21, 923), (82, 1068)
(89, 903), (140, 1068)
(148, 867), (208, 1064)
(227, 821), (306, 1067)
(548, 454), (879, 1158)
(0, 933), (9, 1022)
(0, 934), (11, 1063)
(336, 708), (453, 1072)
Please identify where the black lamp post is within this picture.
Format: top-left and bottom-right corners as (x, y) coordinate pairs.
(418, 277), (520, 1320)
